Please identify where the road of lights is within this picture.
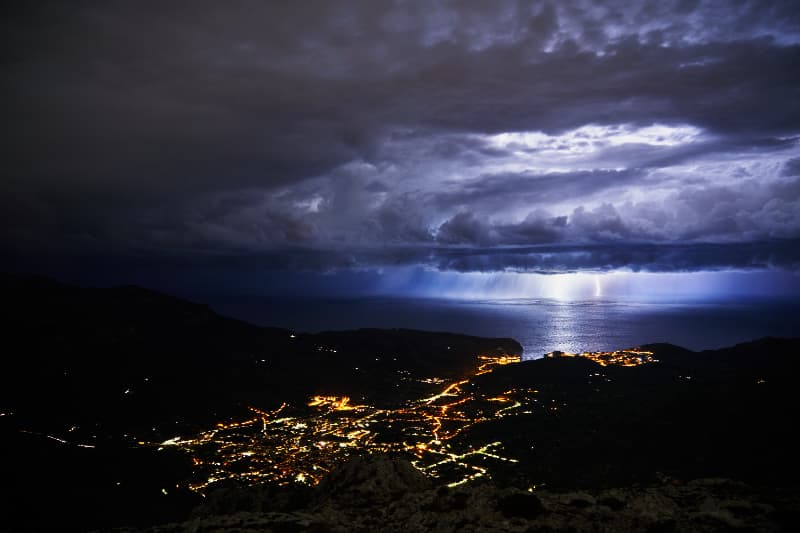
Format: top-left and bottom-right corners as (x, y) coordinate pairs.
(153, 349), (656, 492)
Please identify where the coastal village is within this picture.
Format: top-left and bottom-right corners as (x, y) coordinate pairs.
(158, 348), (659, 492)
(545, 348), (658, 367)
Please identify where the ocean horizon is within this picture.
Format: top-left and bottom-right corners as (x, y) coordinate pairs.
(204, 295), (800, 359)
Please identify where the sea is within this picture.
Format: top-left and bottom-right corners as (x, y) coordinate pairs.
(208, 296), (800, 360)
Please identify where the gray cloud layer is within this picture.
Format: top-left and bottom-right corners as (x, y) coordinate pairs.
(2, 1), (800, 274)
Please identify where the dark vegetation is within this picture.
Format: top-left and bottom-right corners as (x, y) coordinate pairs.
(1, 273), (520, 431)
(469, 338), (800, 489)
(1, 273), (798, 531)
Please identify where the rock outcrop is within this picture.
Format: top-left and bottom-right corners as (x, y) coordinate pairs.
(120, 456), (800, 532)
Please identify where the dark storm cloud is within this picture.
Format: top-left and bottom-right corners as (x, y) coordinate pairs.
(437, 210), (566, 246)
(428, 240), (800, 273)
(432, 174), (800, 248)
(2, 1), (800, 274)
(433, 168), (645, 211)
(784, 157), (800, 177)
(41, 239), (792, 276)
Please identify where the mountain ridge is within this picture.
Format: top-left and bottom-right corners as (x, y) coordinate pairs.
(2, 273), (799, 531)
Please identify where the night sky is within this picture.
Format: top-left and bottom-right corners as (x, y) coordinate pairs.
(3, 1), (800, 299)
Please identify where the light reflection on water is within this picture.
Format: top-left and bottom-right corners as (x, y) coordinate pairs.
(211, 296), (800, 360)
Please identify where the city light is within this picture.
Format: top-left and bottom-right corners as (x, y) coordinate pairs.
(147, 348), (654, 492)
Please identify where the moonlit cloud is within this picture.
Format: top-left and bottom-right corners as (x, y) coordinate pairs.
(2, 0), (800, 287)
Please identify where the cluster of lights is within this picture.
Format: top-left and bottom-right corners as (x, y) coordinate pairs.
(154, 353), (525, 492)
(544, 348), (658, 367)
(151, 349), (654, 493)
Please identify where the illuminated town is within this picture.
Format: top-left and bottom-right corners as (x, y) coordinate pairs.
(155, 350), (657, 492)
(545, 348), (658, 366)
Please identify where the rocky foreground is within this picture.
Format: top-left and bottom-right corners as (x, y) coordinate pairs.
(120, 456), (799, 533)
